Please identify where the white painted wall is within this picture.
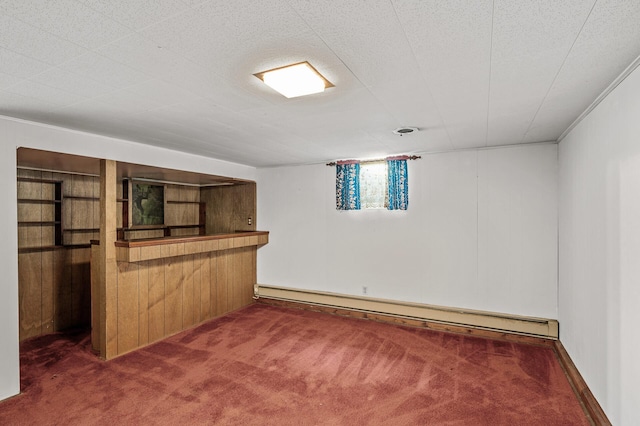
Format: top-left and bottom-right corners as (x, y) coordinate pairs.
(257, 143), (558, 319)
(0, 116), (256, 402)
(0, 136), (19, 401)
(559, 63), (640, 425)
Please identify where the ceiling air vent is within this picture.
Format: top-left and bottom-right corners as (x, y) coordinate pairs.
(392, 127), (418, 136)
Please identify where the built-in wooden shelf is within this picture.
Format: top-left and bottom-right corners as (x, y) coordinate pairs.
(166, 200), (204, 205)
(117, 225), (167, 231)
(18, 245), (64, 253)
(116, 181), (207, 240)
(117, 223), (206, 239)
(167, 224), (202, 229)
(17, 198), (62, 204)
(18, 243), (92, 253)
(117, 178), (207, 240)
(18, 221), (61, 226)
(16, 178), (63, 247)
(64, 243), (92, 249)
(65, 195), (99, 201)
(17, 177), (61, 184)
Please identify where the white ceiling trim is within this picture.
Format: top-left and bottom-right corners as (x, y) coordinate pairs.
(557, 52), (640, 142)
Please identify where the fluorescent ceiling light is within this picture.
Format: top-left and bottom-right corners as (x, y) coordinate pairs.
(254, 61), (334, 98)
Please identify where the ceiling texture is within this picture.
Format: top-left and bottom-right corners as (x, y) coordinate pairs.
(1, 0), (640, 168)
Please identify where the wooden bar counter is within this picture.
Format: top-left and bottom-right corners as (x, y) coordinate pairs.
(91, 231), (268, 359)
(114, 231), (268, 262)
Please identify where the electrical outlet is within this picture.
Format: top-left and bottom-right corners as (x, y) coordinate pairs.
(362, 286), (368, 295)
(248, 217), (252, 225)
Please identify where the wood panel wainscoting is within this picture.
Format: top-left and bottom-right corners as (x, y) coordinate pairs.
(91, 231), (268, 359)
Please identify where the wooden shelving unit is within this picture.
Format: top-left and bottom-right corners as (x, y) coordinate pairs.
(17, 198), (61, 204)
(65, 195), (99, 201)
(17, 176), (98, 253)
(17, 177), (61, 184)
(18, 221), (61, 226)
(16, 171), (97, 340)
(166, 200), (202, 204)
(63, 243), (93, 249)
(18, 245), (65, 253)
(17, 178), (63, 251)
(117, 223), (205, 239)
(117, 180), (206, 240)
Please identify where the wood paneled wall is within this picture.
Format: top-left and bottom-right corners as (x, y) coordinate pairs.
(17, 249), (92, 341)
(201, 182), (256, 234)
(109, 247), (256, 357)
(17, 171), (209, 342)
(165, 184), (200, 237)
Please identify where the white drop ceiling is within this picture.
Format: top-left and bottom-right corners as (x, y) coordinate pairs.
(2, 0), (640, 167)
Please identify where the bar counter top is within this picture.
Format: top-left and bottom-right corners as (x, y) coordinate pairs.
(106, 231), (268, 262)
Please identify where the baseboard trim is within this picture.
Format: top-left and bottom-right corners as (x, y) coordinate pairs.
(256, 285), (558, 341)
(553, 341), (611, 426)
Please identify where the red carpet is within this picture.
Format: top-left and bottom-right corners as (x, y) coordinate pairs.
(1, 304), (589, 425)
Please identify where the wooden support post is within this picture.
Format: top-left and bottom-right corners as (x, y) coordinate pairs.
(93, 159), (118, 359)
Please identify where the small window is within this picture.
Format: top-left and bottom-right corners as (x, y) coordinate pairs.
(335, 158), (410, 211)
(360, 162), (387, 209)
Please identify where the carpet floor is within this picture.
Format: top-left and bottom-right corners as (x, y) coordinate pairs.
(0, 303), (590, 425)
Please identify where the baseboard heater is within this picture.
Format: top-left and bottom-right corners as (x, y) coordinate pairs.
(256, 285), (559, 339)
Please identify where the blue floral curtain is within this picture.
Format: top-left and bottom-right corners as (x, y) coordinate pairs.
(387, 159), (408, 210)
(336, 163), (361, 210)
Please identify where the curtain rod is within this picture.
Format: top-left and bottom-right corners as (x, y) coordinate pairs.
(326, 155), (421, 166)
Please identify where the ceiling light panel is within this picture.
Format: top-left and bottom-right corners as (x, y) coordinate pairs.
(255, 61), (333, 98)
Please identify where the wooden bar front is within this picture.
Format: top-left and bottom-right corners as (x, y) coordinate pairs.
(91, 231), (268, 359)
